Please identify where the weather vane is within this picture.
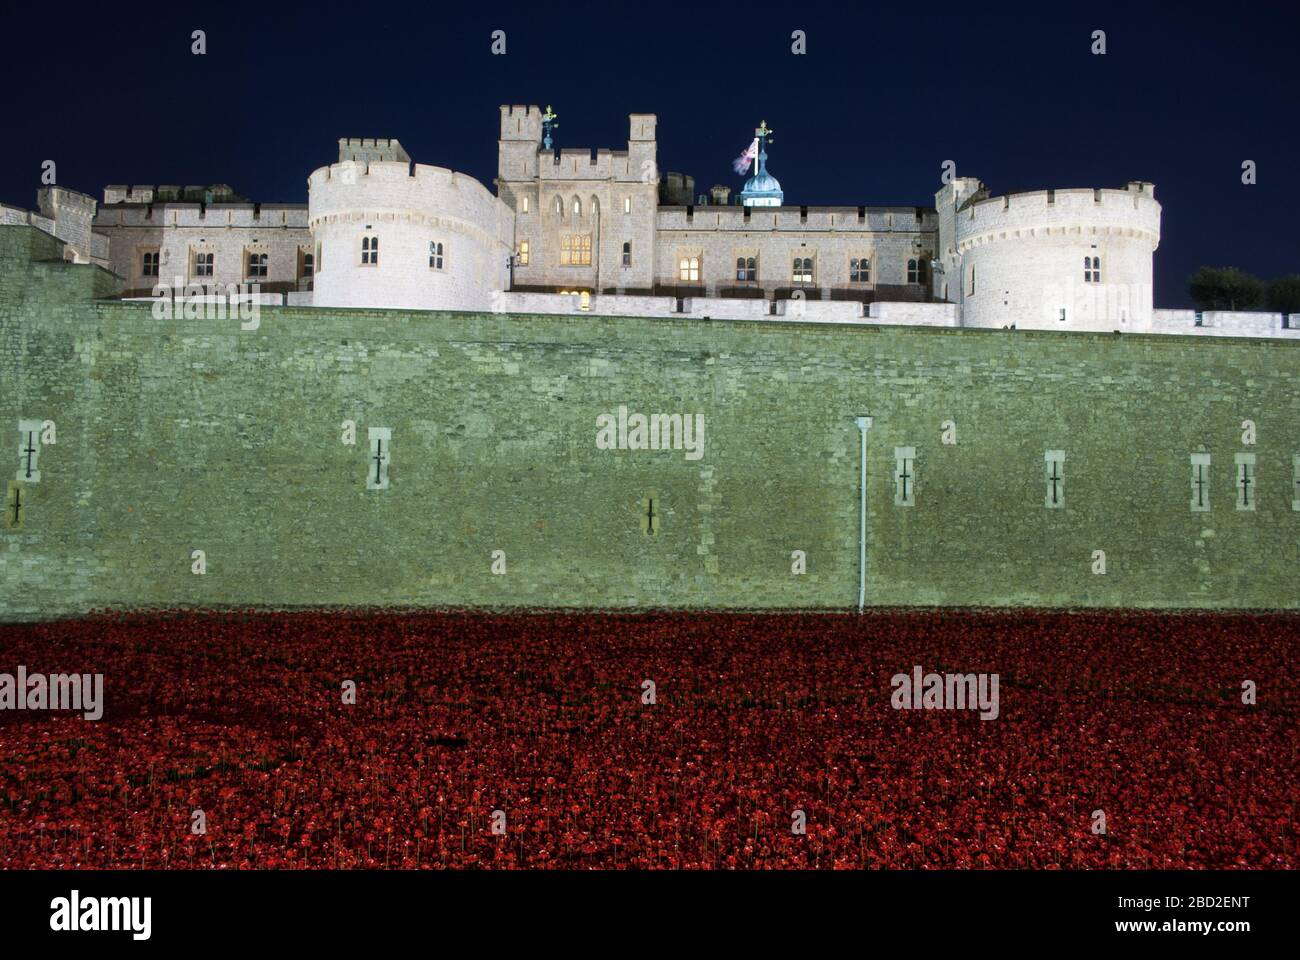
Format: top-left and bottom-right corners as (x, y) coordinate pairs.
(542, 105), (559, 150)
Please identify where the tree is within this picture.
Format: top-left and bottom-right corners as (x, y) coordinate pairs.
(1265, 275), (1300, 315)
(1188, 267), (1264, 311)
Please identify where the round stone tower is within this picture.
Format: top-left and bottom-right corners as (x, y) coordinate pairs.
(954, 182), (1160, 331)
(308, 140), (514, 311)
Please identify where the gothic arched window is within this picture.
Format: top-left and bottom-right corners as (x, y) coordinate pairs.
(361, 235), (379, 266)
(429, 241), (444, 270)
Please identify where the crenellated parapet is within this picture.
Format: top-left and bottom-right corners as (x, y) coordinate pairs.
(953, 182), (1161, 332)
(955, 183), (1160, 252)
(308, 156), (514, 311)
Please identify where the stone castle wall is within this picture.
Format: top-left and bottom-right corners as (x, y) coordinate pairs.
(4, 223), (1298, 621)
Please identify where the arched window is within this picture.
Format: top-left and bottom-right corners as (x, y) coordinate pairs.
(1084, 256), (1101, 283)
(361, 235), (379, 266)
(572, 197), (582, 216)
(736, 256), (756, 282)
(850, 257), (870, 283)
(429, 241), (444, 270)
(553, 196), (563, 215)
(678, 256), (700, 282)
(622, 242), (632, 267)
(792, 257), (813, 284)
(907, 258), (926, 284)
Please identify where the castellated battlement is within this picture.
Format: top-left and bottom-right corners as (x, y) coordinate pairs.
(94, 203), (308, 229)
(103, 185), (155, 204)
(956, 182), (1160, 250)
(38, 186), (97, 217)
(629, 113), (656, 141)
(500, 104), (544, 140)
(307, 160), (510, 240)
(537, 147), (650, 182)
(337, 138), (410, 164)
(308, 158), (513, 312)
(656, 205), (938, 234)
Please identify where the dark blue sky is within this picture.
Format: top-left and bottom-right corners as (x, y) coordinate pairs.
(2, 0), (1296, 306)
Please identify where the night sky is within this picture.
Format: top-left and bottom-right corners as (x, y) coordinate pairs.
(2, 0), (1295, 307)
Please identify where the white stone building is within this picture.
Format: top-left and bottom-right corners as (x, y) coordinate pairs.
(3, 105), (1295, 339)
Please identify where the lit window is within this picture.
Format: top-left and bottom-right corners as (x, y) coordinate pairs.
(573, 198), (582, 215)
(361, 236), (379, 266)
(518, 240), (529, 266)
(521, 196), (529, 214)
(429, 241), (444, 269)
(246, 250), (268, 278)
(553, 196), (563, 215)
(792, 257), (813, 284)
(736, 256), (756, 282)
(678, 256), (700, 282)
(623, 197), (631, 214)
(850, 257), (870, 283)
(560, 235), (592, 266)
(622, 242), (632, 267)
(141, 250), (160, 277)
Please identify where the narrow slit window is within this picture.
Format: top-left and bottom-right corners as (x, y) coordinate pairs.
(4, 482), (21, 530)
(367, 427), (391, 491)
(641, 491), (660, 535)
(1190, 453), (1211, 512)
(894, 446), (916, 507)
(1044, 450), (1065, 509)
(1235, 453), (1256, 511)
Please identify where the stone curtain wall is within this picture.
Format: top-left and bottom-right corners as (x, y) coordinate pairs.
(3, 225), (1298, 620)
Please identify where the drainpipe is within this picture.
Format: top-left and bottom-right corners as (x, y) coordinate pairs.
(854, 416), (873, 612)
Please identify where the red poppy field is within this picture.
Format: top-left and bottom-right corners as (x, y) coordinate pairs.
(0, 610), (1296, 869)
